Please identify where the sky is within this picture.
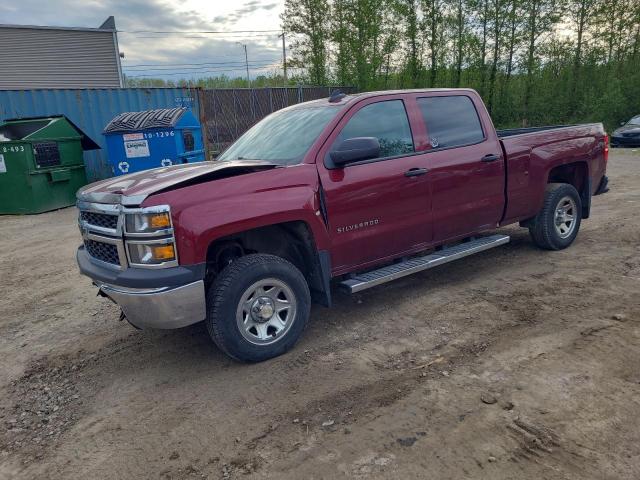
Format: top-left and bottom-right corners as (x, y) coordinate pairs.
(0, 0), (287, 80)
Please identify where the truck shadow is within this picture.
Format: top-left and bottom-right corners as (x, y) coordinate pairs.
(116, 226), (537, 366)
(17, 226), (538, 382)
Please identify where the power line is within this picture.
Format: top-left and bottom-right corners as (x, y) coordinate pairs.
(128, 34), (280, 39)
(123, 66), (277, 73)
(125, 65), (282, 78)
(123, 62), (280, 72)
(122, 59), (281, 70)
(119, 29), (282, 34)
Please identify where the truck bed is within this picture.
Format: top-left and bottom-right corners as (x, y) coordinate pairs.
(498, 122), (607, 226)
(496, 125), (582, 138)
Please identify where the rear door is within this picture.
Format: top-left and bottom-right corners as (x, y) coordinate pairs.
(317, 96), (432, 274)
(414, 93), (505, 242)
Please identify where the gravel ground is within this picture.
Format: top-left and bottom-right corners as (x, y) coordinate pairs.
(0, 149), (639, 480)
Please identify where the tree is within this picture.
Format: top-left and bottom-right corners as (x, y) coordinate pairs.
(521, 0), (563, 124)
(497, 0), (523, 121)
(395, 0), (422, 87)
(486, 0), (510, 114)
(275, 0), (638, 130)
(282, 0), (331, 85)
(450, 0), (469, 87)
(422, 0), (446, 86)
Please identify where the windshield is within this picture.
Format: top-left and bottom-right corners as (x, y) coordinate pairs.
(627, 116), (640, 126)
(218, 106), (340, 165)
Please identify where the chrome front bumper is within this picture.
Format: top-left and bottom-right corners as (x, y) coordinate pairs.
(98, 280), (207, 329)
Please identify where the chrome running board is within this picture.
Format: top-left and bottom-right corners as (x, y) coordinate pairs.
(339, 234), (510, 294)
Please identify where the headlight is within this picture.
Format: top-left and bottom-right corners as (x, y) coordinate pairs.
(122, 205), (178, 268)
(125, 208), (172, 234)
(127, 240), (177, 266)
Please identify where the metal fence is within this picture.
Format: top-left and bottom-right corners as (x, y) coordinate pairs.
(199, 86), (356, 154)
(0, 86), (355, 181)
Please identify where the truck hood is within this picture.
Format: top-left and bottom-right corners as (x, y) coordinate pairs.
(77, 160), (280, 206)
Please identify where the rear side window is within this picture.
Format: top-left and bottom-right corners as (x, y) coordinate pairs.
(335, 100), (414, 159)
(418, 96), (484, 149)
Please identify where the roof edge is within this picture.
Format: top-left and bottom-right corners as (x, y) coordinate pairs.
(0, 23), (115, 33)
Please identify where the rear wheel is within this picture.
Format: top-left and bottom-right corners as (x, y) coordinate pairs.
(206, 254), (310, 362)
(529, 183), (582, 250)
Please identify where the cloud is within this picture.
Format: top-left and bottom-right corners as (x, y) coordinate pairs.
(223, 1), (280, 25)
(1, 0), (285, 80)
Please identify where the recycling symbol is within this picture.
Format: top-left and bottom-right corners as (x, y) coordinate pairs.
(161, 159), (173, 167)
(118, 161), (130, 173)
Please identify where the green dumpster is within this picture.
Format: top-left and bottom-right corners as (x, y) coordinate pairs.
(0, 115), (100, 214)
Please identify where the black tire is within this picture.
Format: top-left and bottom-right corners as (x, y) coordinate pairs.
(528, 183), (582, 250)
(206, 254), (311, 362)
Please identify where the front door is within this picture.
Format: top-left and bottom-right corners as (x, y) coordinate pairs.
(317, 97), (432, 275)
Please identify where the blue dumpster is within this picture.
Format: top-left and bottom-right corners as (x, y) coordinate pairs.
(103, 107), (205, 176)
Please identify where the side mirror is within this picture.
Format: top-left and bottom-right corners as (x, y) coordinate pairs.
(621, 121), (626, 126)
(330, 137), (380, 165)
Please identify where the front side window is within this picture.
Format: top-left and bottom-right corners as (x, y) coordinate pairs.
(418, 96), (484, 149)
(334, 100), (414, 159)
(218, 105), (340, 166)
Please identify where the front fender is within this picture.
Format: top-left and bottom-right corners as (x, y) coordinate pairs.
(144, 165), (329, 265)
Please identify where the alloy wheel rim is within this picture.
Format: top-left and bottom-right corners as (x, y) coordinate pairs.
(554, 196), (577, 239)
(236, 278), (297, 345)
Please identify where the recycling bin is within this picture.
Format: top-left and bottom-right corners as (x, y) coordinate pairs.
(0, 115), (99, 214)
(103, 107), (205, 176)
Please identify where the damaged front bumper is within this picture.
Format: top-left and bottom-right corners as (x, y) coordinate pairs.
(98, 281), (206, 329)
(77, 247), (207, 329)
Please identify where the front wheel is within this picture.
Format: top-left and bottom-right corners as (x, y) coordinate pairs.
(206, 254), (311, 362)
(529, 183), (582, 250)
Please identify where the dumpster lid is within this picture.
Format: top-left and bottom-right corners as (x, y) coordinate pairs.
(103, 107), (188, 133)
(1, 115), (100, 150)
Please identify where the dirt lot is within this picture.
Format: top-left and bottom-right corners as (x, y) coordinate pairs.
(1, 149), (639, 480)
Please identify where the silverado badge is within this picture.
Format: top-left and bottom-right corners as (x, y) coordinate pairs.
(337, 219), (379, 234)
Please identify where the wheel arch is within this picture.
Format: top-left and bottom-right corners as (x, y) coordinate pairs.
(545, 160), (591, 219)
(205, 220), (332, 307)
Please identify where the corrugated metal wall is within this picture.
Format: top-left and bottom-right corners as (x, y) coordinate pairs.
(0, 26), (122, 89)
(0, 88), (200, 181)
(0, 86), (354, 182)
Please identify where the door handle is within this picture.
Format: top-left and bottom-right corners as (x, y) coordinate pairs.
(405, 167), (429, 177)
(481, 154), (500, 162)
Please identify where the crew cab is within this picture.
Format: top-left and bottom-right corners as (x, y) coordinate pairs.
(76, 89), (609, 362)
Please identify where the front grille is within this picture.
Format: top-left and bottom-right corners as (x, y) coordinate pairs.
(84, 239), (120, 266)
(81, 211), (118, 230)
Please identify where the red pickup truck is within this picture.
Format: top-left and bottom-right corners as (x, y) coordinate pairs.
(76, 89), (609, 362)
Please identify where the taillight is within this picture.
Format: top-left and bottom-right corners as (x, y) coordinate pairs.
(604, 134), (609, 165)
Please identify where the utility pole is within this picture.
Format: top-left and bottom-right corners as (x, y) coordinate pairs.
(237, 42), (254, 119)
(279, 31), (288, 85)
(237, 42), (251, 88)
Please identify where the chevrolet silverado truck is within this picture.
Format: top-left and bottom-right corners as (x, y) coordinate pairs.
(76, 89), (609, 362)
